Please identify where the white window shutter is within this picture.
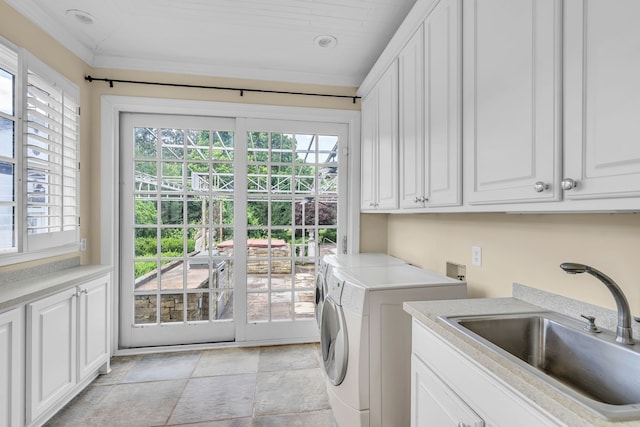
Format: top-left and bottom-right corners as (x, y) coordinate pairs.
(24, 54), (79, 251)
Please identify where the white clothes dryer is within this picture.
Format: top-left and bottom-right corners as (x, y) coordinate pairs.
(315, 254), (406, 330)
(321, 264), (467, 427)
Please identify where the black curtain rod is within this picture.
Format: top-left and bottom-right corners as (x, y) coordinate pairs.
(85, 75), (360, 103)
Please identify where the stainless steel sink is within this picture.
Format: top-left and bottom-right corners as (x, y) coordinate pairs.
(440, 311), (640, 421)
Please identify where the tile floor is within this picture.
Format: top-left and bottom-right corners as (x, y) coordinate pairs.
(45, 343), (336, 427)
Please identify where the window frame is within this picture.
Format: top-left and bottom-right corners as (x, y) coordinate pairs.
(0, 36), (80, 266)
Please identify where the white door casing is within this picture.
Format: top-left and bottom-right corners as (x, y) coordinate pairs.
(102, 97), (360, 349)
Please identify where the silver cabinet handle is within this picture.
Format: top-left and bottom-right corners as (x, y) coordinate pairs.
(533, 181), (549, 192)
(421, 196), (428, 203)
(457, 423), (469, 427)
(561, 178), (578, 190)
(414, 196), (420, 203)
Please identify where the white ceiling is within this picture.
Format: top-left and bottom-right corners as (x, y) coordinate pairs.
(6, 0), (418, 87)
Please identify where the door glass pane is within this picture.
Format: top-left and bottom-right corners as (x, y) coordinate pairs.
(295, 290), (315, 319)
(135, 295), (157, 324)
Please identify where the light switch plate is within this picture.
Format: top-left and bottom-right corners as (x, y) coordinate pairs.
(471, 246), (482, 266)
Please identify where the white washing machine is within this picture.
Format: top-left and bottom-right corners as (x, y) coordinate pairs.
(315, 253), (406, 330)
(321, 264), (467, 427)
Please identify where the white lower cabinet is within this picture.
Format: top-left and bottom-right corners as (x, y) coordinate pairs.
(0, 307), (24, 427)
(78, 277), (110, 380)
(26, 273), (110, 426)
(27, 287), (77, 423)
(411, 354), (484, 427)
(411, 319), (562, 427)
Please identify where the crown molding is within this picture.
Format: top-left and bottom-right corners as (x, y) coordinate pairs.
(5, 0), (95, 65)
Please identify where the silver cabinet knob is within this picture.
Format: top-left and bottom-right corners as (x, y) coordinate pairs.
(533, 181), (549, 192)
(414, 196), (421, 203)
(421, 196), (428, 203)
(457, 423), (469, 427)
(561, 178), (578, 190)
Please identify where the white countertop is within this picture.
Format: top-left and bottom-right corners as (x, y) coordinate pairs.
(404, 297), (640, 427)
(0, 264), (112, 311)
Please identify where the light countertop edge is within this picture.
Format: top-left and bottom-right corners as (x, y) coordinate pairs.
(0, 265), (113, 311)
(403, 298), (640, 427)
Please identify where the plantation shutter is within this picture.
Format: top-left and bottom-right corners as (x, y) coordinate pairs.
(25, 54), (79, 251)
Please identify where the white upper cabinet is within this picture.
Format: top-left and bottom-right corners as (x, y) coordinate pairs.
(361, 89), (378, 210)
(400, 0), (462, 209)
(399, 26), (425, 209)
(563, 0), (640, 200)
(463, 0), (562, 205)
(361, 0), (640, 212)
(423, 0), (462, 207)
(361, 61), (399, 211)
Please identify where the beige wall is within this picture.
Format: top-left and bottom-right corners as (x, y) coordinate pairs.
(377, 213), (640, 314)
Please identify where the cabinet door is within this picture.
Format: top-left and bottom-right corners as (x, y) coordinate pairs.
(564, 0), (640, 199)
(361, 91), (378, 210)
(27, 288), (77, 423)
(78, 275), (110, 380)
(0, 308), (23, 427)
(399, 26), (426, 209)
(424, 0), (462, 207)
(463, 0), (562, 204)
(376, 61), (400, 210)
(411, 354), (484, 427)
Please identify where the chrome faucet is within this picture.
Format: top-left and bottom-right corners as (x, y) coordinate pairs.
(560, 263), (634, 345)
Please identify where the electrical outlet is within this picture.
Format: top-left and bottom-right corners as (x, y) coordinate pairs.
(80, 238), (87, 251)
(471, 246), (482, 267)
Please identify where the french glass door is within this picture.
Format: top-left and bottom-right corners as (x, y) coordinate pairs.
(119, 114), (236, 347)
(120, 114), (348, 347)
(240, 119), (348, 342)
